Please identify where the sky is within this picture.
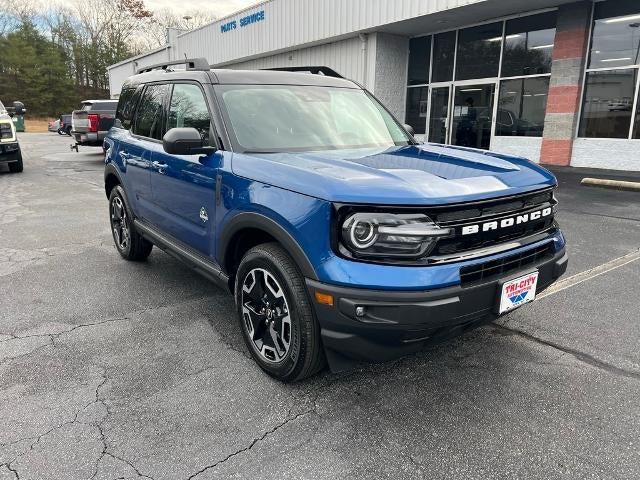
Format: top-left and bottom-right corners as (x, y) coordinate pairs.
(144, 0), (260, 17)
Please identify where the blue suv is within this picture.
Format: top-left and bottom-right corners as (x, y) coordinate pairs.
(104, 59), (567, 381)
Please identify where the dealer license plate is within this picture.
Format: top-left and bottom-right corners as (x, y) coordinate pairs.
(499, 271), (539, 314)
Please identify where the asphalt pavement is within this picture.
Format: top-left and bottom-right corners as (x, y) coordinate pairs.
(0, 133), (638, 480)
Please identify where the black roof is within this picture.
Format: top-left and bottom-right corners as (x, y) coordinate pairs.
(123, 68), (359, 90)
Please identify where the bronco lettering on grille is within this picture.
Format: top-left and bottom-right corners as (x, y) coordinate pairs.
(461, 207), (552, 236)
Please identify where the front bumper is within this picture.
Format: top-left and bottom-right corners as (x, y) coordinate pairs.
(0, 142), (21, 163)
(307, 246), (568, 371)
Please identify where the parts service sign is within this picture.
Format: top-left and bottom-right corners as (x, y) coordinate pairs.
(221, 10), (266, 33)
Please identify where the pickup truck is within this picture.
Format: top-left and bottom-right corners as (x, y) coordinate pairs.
(71, 100), (118, 147)
(0, 100), (23, 173)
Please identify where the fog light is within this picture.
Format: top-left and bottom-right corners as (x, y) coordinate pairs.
(355, 306), (365, 317)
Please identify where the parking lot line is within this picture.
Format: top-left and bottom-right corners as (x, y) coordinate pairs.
(538, 248), (640, 300)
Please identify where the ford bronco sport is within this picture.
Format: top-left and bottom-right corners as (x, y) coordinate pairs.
(104, 59), (568, 382)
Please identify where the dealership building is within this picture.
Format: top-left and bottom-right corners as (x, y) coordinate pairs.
(108, 0), (640, 171)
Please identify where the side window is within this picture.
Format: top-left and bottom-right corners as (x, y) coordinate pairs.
(167, 83), (211, 146)
(115, 86), (141, 130)
(133, 84), (170, 140)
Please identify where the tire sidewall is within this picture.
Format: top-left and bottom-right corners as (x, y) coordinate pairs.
(108, 185), (132, 258)
(235, 250), (305, 379)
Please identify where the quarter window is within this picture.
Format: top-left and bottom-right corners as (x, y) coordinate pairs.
(167, 84), (212, 146)
(115, 86), (141, 130)
(132, 84), (170, 140)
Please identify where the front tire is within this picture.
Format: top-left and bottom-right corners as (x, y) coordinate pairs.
(108, 185), (153, 261)
(8, 151), (23, 173)
(235, 243), (325, 382)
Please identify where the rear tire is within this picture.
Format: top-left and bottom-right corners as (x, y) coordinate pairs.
(235, 243), (325, 382)
(65, 126), (72, 136)
(108, 185), (153, 261)
(8, 151), (23, 173)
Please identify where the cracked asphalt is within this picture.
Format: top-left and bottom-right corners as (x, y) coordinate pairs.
(1, 133), (639, 480)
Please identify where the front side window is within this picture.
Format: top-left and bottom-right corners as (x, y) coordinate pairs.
(579, 69), (637, 138)
(133, 84), (170, 140)
(456, 22), (503, 80)
(496, 77), (549, 137)
(168, 84), (211, 145)
(218, 85), (412, 152)
(502, 12), (556, 77)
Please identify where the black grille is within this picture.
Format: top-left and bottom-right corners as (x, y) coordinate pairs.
(431, 189), (556, 256)
(459, 243), (553, 286)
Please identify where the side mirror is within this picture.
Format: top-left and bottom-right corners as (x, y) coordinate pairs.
(403, 124), (415, 136)
(163, 127), (215, 155)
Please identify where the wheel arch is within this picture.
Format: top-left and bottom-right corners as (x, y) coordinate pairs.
(104, 163), (123, 199)
(219, 212), (318, 282)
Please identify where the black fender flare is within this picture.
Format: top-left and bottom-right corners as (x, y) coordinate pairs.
(218, 212), (318, 280)
(104, 163), (124, 198)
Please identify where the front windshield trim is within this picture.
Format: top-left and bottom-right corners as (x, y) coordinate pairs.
(214, 84), (416, 154)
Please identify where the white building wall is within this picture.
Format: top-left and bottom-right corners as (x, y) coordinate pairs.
(224, 36), (368, 86)
(175, 0), (486, 67)
(491, 137), (543, 163)
(107, 47), (170, 97)
(371, 33), (409, 121)
(571, 138), (640, 172)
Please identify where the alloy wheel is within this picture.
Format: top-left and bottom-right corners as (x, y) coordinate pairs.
(241, 268), (292, 363)
(111, 196), (130, 251)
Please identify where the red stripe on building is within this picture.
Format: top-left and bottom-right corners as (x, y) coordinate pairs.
(540, 139), (573, 166)
(546, 85), (582, 114)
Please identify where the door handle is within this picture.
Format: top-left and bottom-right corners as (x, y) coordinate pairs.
(119, 151), (132, 160)
(152, 161), (168, 174)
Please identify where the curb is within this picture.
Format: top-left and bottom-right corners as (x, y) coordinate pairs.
(580, 178), (640, 192)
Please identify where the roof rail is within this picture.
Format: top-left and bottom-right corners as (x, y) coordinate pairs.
(263, 66), (344, 79)
(136, 58), (210, 74)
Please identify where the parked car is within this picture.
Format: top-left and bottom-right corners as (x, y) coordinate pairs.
(0, 100), (23, 173)
(58, 114), (72, 135)
(104, 59), (567, 381)
(71, 100), (117, 147)
(48, 119), (60, 132)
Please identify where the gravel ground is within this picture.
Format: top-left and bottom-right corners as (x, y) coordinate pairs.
(0, 133), (638, 480)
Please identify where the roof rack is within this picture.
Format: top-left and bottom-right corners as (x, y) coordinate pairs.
(136, 58), (210, 74)
(263, 66), (344, 79)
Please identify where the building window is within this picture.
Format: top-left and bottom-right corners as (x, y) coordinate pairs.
(496, 77), (549, 137)
(405, 87), (428, 134)
(455, 22), (503, 80)
(407, 36), (431, 85)
(432, 31), (456, 82)
(579, 0), (640, 139)
(579, 69), (637, 138)
(501, 12), (556, 77)
(588, 0), (640, 70)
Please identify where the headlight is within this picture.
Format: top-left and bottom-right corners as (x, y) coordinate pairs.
(340, 212), (452, 260)
(0, 121), (15, 142)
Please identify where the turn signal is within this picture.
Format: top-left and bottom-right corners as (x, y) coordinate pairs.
(314, 292), (334, 306)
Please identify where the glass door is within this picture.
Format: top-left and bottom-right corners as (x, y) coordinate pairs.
(450, 83), (496, 149)
(427, 86), (450, 144)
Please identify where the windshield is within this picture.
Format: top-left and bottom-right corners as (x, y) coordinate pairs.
(217, 85), (412, 152)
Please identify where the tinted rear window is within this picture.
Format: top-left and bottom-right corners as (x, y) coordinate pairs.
(133, 84), (170, 140)
(115, 87), (142, 130)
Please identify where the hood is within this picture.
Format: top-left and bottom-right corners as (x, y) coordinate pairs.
(231, 143), (557, 205)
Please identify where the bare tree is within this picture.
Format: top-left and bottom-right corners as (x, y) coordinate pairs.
(139, 9), (216, 50)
